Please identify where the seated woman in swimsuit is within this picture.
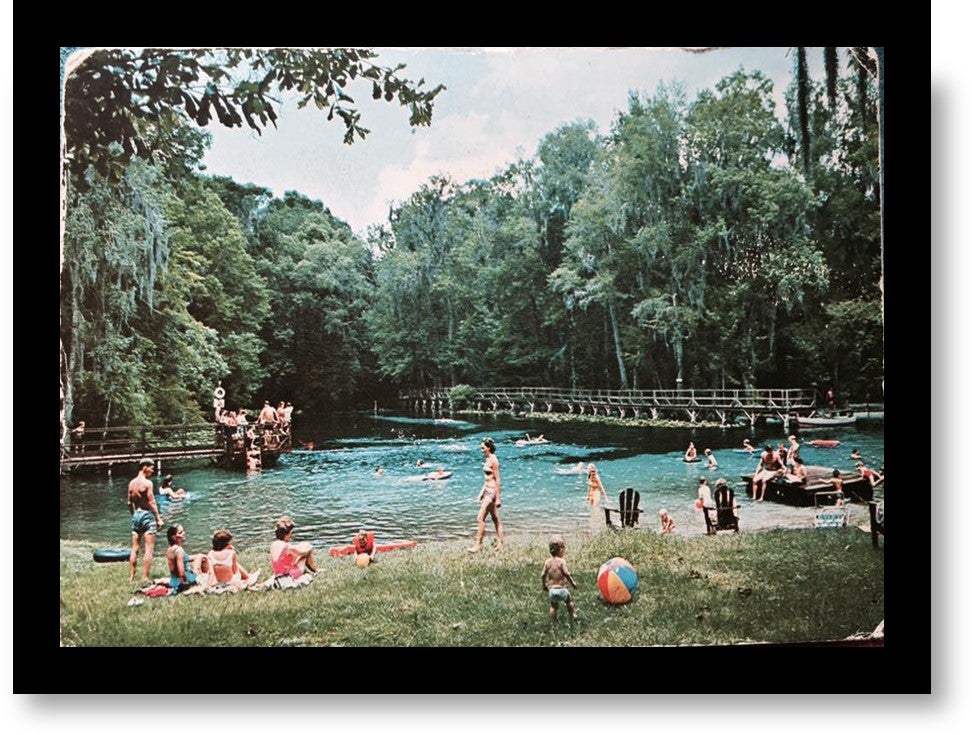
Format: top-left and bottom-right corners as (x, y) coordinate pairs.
(269, 516), (318, 579)
(206, 529), (251, 587)
(166, 524), (208, 592)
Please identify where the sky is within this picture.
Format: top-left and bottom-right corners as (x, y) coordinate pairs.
(201, 47), (814, 237)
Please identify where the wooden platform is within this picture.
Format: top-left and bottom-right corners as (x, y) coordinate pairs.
(740, 466), (873, 507)
(60, 421), (291, 472)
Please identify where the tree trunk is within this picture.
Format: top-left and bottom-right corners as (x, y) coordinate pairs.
(606, 300), (628, 389)
(875, 47), (885, 396)
(674, 337), (684, 389)
(797, 47), (811, 177)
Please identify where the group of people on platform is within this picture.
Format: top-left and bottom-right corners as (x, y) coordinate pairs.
(217, 400), (293, 435)
(751, 435), (802, 501)
(216, 400), (294, 468)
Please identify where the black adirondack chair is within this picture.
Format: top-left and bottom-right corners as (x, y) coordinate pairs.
(703, 482), (739, 535)
(604, 488), (643, 528)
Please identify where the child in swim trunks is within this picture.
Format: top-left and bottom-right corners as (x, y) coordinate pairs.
(658, 508), (676, 534)
(824, 469), (846, 505)
(541, 535), (577, 623)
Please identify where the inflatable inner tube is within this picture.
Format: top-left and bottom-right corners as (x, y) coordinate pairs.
(93, 548), (131, 563)
(808, 439), (841, 448)
(329, 540), (418, 558)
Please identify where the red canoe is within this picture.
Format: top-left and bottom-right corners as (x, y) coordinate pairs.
(808, 439), (841, 448)
(329, 540), (418, 558)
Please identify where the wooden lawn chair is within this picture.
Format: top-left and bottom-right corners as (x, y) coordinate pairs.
(603, 487), (643, 528)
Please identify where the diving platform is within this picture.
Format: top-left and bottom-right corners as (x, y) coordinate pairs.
(60, 421), (292, 473)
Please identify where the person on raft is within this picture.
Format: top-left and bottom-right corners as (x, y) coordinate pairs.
(752, 445), (785, 501)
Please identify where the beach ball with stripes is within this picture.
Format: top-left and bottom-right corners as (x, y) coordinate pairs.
(597, 557), (638, 604)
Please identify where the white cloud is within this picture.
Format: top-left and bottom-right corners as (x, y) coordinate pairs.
(365, 110), (534, 228)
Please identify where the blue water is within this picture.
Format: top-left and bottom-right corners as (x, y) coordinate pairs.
(59, 413), (884, 553)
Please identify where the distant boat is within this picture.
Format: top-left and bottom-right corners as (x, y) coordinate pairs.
(796, 414), (857, 428)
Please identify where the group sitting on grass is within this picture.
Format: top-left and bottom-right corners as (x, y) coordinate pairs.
(140, 516), (317, 596)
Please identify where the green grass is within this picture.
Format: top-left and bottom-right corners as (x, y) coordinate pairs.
(60, 527), (883, 647)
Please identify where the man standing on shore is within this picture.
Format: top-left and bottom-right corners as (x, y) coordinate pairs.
(128, 458), (164, 583)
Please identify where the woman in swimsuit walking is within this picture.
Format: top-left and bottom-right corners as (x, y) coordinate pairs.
(468, 437), (503, 552)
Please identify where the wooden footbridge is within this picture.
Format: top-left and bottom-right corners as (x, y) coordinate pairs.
(400, 387), (816, 428)
(59, 422), (292, 473)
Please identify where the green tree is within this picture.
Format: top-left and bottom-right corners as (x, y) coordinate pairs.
(683, 70), (828, 388)
(164, 178), (271, 406)
(61, 160), (172, 428)
(63, 47), (445, 186)
(242, 195), (375, 410)
(60, 47), (445, 443)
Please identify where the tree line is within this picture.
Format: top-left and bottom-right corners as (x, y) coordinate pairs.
(60, 48), (883, 432)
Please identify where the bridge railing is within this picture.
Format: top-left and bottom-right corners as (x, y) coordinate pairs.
(402, 386), (814, 406)
(62, 422), (220, 458)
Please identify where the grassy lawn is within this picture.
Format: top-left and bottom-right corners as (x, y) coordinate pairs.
(59, 526), (883, 647)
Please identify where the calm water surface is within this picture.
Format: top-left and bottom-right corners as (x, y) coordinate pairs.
(60, 413), (885, 553)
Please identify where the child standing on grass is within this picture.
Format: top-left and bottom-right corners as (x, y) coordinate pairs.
(541, 535), (578, 623)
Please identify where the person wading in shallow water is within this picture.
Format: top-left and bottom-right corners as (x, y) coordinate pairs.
(468, 438), (503, 552)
